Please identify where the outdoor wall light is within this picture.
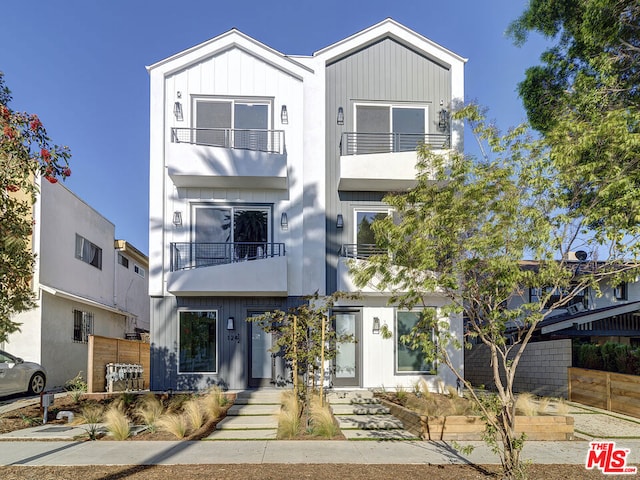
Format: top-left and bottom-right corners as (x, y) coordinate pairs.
(280, 212), (289, 230)
(227, 317), (235, 330)
(281, 105), (288, 124)
(438, 108), (449, 131)
(337, 107), (344, 125)
(336, 214), (344, 229)
(173, 102), (183, 121)
(172, 211), (182, 227)
(372, 317), (381, 334)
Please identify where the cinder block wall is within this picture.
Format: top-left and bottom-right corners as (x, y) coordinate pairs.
(464, 339), (572, 398)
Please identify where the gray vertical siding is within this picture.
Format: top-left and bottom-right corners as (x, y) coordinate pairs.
(325, 37), (452, 292)
(151, 295), (304, 391)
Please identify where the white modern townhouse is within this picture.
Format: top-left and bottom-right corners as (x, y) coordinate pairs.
(3, 179), (150, 389)
(147, 19), (466, 391)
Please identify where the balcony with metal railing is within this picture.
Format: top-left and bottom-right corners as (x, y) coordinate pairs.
(338, 132), (450, 191)
(167, 128), (287, 189)
(337, 243), (393, 294)
(167, 242), (288, 296)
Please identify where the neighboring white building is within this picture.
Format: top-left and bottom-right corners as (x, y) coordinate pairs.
(3, 179), (149, 389)
(147, 19), (466, 391)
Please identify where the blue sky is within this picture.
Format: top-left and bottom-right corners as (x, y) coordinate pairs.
(1, 0), (549, 255)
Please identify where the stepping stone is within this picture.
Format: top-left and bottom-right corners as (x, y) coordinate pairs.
(205, 429), (278, 440)
(341, 428), (420, 441)
(227, 404), (281, 416)
(215, 414), (279, 430)
(335, 414), (404, 430)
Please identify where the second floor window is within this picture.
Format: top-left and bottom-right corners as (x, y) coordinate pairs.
(75, 234), (102, 270)
(117, 253), (129, 268)
(194, 98), (271, 151)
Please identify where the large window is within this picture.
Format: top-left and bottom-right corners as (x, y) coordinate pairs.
(75, 234), (102, 270)
(529, 286), (589, 309)
(193, 205), (270, 265)
(396, 310), (434, 374)
(178, 311), (217, 374)
(195, 98), (271, 150)
(351, 209), (392, 258)
(73, 310), (94, 343)
(355, 103), (428, 154)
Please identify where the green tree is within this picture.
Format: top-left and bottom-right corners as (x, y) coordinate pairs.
(351, 104), (639, 480)
(248, 292), (357, 404)
(508, 0), (639, 133)
(508, 1), (640, 237)
(0, 72), (71, 342)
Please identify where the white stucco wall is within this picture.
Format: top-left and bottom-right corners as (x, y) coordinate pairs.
(38, 180), (116, 304)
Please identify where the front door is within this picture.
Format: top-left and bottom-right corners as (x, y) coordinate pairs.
(332, 310), (361, 387)
(249, 314), (274, 387)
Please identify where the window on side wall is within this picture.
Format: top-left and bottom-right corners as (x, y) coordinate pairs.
(614, 282), (628, 301)
(118, 253), (129, 268)
(75, 234), (102, 270)
(396, 310), (434, 374)
(73, 310), (94, 343)
(178, 311), (217, 374)
(134, 264), (145, 278)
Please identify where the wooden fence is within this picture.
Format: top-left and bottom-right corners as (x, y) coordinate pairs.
(87, 335), (150, 393)
(568, 367), (640, 418)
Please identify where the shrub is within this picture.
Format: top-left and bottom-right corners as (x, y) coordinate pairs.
(158, 413), (189, 439)
(309, 395), (339, 438)
(515, 393), (537, 416)
(74, 404), (103, 425)
(183, 398), (205, 431)
(64, 372), (87, 403)
(104, 407), (131, 440)
(135, 395), (164, 433)
(576, 343), (603, 370)
(202, 386), (228, 420)
(601, 342), (618, 372)
(277, 390), (300, 439)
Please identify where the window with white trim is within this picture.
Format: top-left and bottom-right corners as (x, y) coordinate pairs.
(134, 264), (145, 278)
(75, 234), (102, 270)
(73, 309), (94, 343)
(396, 310), (434, 374)
(178, 310), (218, 374)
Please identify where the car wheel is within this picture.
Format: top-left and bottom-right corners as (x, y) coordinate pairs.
(28, 372), (46, 395)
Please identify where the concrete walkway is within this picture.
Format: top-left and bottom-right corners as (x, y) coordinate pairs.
(0, 439), (638, 466)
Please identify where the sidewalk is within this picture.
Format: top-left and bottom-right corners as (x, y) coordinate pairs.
(2, 438), (639, 467)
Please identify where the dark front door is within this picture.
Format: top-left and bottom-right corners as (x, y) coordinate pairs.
(248, 315), (274, 387)
(332, 310), (361, 387)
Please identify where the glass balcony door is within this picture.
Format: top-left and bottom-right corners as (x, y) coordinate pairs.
(193, 205), (270, 266)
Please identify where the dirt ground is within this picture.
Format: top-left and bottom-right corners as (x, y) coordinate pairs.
(0, 464), (636, 480)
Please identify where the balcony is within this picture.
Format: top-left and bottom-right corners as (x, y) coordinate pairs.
(168, 128), (287, 189)
(167, 242), (287, 296)
(337, 244), (392, 294)
(338, 132), (449, 191)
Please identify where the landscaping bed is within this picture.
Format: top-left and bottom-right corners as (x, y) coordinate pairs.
(376, 389), (574, 441)
(0, 390), (234, 441)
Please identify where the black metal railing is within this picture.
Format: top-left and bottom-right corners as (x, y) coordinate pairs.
(340, 244), (387, 260)
(170, 242), (286, 271)
(340, 132), (450, 156)
(171, 128), (285, 154)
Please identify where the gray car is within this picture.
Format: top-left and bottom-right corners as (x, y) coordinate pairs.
(0, 350), (47, 396)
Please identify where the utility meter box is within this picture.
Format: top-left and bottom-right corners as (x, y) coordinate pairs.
(41, 393), (55, 407)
